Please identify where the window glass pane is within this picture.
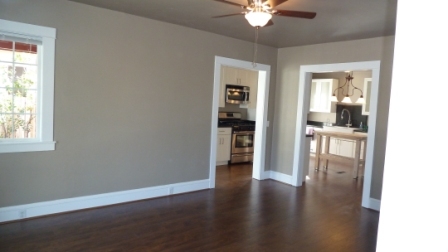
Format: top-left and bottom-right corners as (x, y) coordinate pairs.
(365, 81), (371, 112)
(320, 83), (330, 110)
(13, 90), (36, 114)
(0, 87), (12, 113)
(0, 40), (13, 62)
(14, 41), (38, 64)
(0, 62), (13, 88)
(15, 114), (36, 139)
(0, 40), (38, 140)
(15, 64), (38, 90)
(0, 114), (15, 138)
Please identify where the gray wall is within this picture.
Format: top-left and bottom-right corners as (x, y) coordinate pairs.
(0, 0), (278, 207)
(271, 36), (395, 199)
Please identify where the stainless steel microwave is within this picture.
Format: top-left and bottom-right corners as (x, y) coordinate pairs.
(225, 85), (250, 104)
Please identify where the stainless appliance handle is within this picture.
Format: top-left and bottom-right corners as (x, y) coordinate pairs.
(233, 131), (255, 134)
(244, 91), (250, 102)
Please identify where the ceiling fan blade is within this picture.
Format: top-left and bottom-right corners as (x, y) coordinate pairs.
(265, 0), (288, 8)
(273, 10), (317, 19)
(213, 0), (248, 9)
(212, 12), (245, 18)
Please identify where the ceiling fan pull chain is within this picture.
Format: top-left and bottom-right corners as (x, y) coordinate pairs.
(252, 27), (259, 67)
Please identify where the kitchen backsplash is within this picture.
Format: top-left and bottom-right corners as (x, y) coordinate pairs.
(219, 104), (248, 120)
(335, 104), (368, 127)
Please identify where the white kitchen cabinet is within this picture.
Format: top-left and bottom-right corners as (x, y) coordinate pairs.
(310, 139), (316, 153)
(220, 66), (258, 108)
(327, 137), (364, 158)
(221, 66), (253, 86)
(362, 78), (371, 115)
(309, 79), (338, 113)
(339, 139), (355, 157)
(246, 70), (258, 109)
(216, 127), (232, 165)
(219, 66), (230, 107)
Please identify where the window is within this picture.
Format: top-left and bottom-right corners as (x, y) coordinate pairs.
(0, 19), (56, 153)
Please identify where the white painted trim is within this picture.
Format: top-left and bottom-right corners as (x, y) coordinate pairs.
(261, 171), (271, 180)
(0, 141), (55, 153)
(263, 170), (380, 211)
(367, 198), (381, 211)
(209, 56), (271, 188)
(0, 179), (209, 223)
(266, 170), (293, 185)
(292, 61), (381, 211)
(0, 19), (56, 153)
(0, 19), (56, 38)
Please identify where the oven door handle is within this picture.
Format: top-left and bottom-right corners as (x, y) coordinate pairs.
(233, 131), (255, 134)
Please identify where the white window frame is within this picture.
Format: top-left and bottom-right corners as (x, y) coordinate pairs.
(0, 19), (56, 153)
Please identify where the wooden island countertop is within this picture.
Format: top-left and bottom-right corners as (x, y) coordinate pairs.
(314, 130), (367, 140)
(314, 129), (367, 179)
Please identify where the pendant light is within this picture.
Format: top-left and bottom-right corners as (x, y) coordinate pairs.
(330, 72), (365, 104)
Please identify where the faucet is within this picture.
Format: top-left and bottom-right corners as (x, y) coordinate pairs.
(341, 109), (352, 127)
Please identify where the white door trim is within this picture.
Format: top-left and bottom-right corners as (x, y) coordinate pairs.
(209, 56), (271, 188)
(292, 61), (380, 210)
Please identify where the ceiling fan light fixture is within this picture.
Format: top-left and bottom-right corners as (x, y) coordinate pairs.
(245, 11), (272, 27)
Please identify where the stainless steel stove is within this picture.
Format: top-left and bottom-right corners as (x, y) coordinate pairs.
(218, 112), (255, 164)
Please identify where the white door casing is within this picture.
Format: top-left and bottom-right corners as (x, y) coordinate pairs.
(209, 56), (271, 188)
(292, 61), (380, 210)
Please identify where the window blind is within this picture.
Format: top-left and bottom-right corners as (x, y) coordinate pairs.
(0, 31), (41, 54)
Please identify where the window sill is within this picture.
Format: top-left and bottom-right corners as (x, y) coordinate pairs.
(0, 141), (56, 154)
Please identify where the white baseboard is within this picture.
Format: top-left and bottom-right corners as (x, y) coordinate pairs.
(265, 170), (293, 185)
(367, 198), (381, 211)
(0, 179), (210, 223)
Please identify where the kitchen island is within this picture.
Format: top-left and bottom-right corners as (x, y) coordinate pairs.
(314, 130), (367, 179)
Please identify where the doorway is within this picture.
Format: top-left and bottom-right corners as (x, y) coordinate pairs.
(209, 56), (271, 188)
(292, 61), (381, 210)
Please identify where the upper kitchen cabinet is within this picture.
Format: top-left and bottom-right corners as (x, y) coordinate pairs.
(362, 78), (372, 115)
(222, 66), (251, 86)
(219, 66), (258, 109)
(309, 79), (338, 113)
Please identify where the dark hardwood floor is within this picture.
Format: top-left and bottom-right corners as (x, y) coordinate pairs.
(0, 156), (379, 251)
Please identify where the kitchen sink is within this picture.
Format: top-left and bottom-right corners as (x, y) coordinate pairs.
(322, 126), (355, 133)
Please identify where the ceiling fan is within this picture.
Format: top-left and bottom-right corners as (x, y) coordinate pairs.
(213, 0), (316, 27)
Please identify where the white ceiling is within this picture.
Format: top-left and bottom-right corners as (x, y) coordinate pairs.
(68, 0), (397, 48)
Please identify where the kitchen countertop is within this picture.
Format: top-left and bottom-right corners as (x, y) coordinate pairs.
(314, 129), (367, 140)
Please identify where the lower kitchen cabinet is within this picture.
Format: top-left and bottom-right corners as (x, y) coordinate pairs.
(312, 132), (366, 158)
(325, 137), (364, 158)
(216, 127), (232, 166)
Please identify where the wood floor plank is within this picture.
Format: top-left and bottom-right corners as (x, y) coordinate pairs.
(0, 157), (379, 251)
